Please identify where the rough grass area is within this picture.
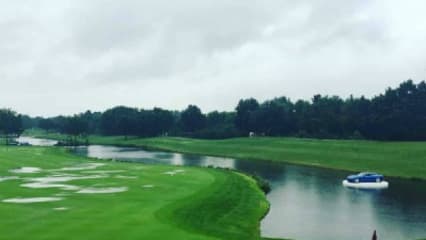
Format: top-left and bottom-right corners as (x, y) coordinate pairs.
(0, 146), (268, 240)
(28, 130), (426, 180)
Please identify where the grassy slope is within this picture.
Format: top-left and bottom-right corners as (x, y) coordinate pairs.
(28, 131), (426, 180)
(0, 146), (268, 240)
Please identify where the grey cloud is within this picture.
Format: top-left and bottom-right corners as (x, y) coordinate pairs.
(1, 0), (426, 116)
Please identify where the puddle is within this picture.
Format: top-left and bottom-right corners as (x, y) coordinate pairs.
(27, 174), (105, 183)
(77, 186), (128, 194)
(59, 163), (106, 171)
(0, 176), (19, 182)
(21, 182), (80, 191)
(53, 207), (69, 211)
(2, 197), (63, 203)
(9, 167), (42, 174)
(82, 170), (125, 174)
(163, 169), (185, 176)
(54, 193), (71, 197)
(115, 175), (137, 179)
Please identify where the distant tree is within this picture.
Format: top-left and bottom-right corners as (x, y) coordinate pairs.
(61, 115), (88, 145)
(235, 98), (259, 135)
(197, 111), (238, 139)
(0, 109), (23, 144)
(180, 105), (206, 133)
(255, 97), (295, 136)
(39, 119), (56, 133)
(151, 108), (175, 136)
(16, 79), (426, 141)
(21, 115), (40, 130)
(101, 106), (139, 137)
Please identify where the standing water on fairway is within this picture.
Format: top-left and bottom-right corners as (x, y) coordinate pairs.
(17, 136), (58, 146)
(23, 138), (426, 240)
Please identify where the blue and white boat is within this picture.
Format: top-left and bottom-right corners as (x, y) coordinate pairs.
(342, 172), (389, 189)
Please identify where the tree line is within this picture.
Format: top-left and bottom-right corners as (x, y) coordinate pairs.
(7, 79), (426, 141)
(0, 109), (23, 144)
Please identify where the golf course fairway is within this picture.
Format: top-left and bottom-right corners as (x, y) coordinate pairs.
(0, 146), (269, 240)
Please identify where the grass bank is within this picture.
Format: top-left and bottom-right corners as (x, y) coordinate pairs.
(0, 146), (269, 240)
(27, 131), (426, 180)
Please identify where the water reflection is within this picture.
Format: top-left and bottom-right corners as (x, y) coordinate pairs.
(22, 139), (426, 240)
(17, 136), (58, 146)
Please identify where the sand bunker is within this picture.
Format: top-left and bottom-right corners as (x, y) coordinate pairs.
(77, 186), (128, 194)
(21, 182), (80, 191)
(0, 176), (19, 182)
(9, 167), (42, 174)
(2, 197), (63, 204)
(59, 163), (106, 171)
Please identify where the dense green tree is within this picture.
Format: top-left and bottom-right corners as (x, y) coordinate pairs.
(18, 79), (426, 141)
(39, 118), (56, 132)
(0, 109), (23, 144)
(180, 105), (206, 133)
(235, 98), (259, 135)
(101, 106), (140, 136)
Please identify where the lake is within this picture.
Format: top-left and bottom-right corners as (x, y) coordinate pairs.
(18, 137), (426, 240)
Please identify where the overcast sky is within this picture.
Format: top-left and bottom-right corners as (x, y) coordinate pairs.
(1, 0), (426, 117)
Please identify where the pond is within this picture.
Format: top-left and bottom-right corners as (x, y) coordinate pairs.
(18, 138), (426, 240)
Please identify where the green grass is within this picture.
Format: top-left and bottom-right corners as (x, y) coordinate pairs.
(26, 130), (426, 180)
(0, 146), (268, 240)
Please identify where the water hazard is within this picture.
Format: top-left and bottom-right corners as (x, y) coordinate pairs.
(18, 138), (426, 240)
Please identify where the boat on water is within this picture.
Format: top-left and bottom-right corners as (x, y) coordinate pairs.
(342, 172), (389, 189)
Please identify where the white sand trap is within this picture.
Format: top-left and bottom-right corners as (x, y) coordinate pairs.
(2, 197), (63, 204)
(10, 167), (41, 174)
(0, 176), (19, 182)
(115, 175), (137, 179)
(21, 182), (80, 191)
(53, 207), (68, 211)
(77, 186), (128, 194)
(142, 184), (154, 188)
(60, 163), (106, 171)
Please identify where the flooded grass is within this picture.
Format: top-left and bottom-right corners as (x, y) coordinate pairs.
(0, 146), (268, 240)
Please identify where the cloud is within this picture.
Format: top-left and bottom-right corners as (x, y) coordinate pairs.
(0, 0), (425, 116)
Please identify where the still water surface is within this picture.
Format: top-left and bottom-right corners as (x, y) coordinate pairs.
(19, 138), (426, 240)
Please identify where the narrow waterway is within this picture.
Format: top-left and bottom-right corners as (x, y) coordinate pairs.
(18, 138), (426, 240)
